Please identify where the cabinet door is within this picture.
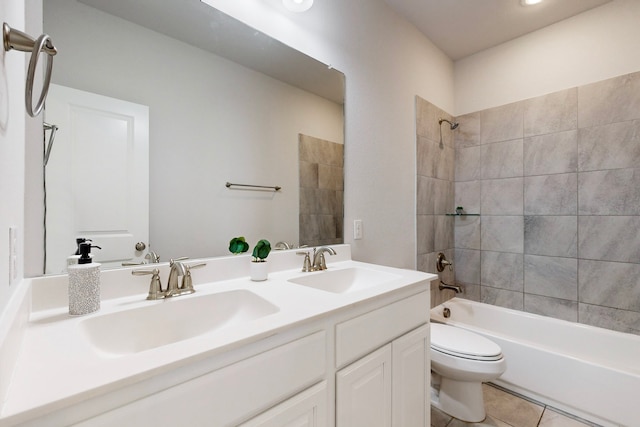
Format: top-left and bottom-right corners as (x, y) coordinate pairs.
(336, 344), (392, 427)
(392, 324), (430, 427)
(239, 382), (328, 427)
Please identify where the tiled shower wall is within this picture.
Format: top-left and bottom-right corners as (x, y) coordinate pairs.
(454, 71), (640, 335)
(299, 134), (344, 248)
(415, 97), (456, 307)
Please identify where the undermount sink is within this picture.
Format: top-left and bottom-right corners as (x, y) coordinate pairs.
(80, 290), (279, 355)
(288, 267), (401, 294)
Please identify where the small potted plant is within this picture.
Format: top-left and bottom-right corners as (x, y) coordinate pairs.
(250, 239), (271, 281)
(229, 236), (249, 254)
(228, 237), (271, 281)
(455, 206), (464, 215)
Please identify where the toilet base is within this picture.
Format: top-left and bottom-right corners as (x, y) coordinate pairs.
(431, 374), (486, 423)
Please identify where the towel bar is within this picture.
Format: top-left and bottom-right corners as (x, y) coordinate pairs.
(225, 182), (281, 191)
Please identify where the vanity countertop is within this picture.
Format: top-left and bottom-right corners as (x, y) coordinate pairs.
(0, 245), (436, 426)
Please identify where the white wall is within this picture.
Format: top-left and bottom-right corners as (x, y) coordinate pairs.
(0, 0), (26, 318)
(43, 0), (344, 261)
(206, 0), (455, 268)
(455, 0), (640, 115)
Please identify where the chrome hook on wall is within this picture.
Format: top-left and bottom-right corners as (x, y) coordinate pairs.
(3, 22), (57, 117)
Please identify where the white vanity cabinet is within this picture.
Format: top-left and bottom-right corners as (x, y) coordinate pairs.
(67, 292), (430, 427)
(239, 382), (328, 427)
(391, 325), (431, 427)
(70, 331), (328, 427)
(336, 343), (392, 426)
(335, 293), (430, 427)
(5, 255), (434, 427)
(336, 326), (430, 427)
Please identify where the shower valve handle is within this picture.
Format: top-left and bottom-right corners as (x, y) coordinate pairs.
(436, 252), (453, 272)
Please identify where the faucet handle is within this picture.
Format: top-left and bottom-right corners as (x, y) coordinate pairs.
(436, 252), (453, 272)
(296, 251), (312, 272)
(132, 268), (164, 300)
(122, 261), (146, 266)
(179, 263), (206, 294)
(317, 252), (327, 270)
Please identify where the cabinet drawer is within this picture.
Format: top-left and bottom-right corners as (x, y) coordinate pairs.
(335, 292), (428, 368)
(239, 381), (328, 427)
(73, 331), (327, 427)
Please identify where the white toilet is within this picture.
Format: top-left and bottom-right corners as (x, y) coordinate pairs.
(430, 323), (507, 422)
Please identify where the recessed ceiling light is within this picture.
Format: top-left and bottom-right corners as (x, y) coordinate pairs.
(282, 0), (314, 13)
(521, 0), (543, 5)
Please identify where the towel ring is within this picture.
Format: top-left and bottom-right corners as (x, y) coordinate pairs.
(26, 34), (54, 117)
(3, 23), (57, 117)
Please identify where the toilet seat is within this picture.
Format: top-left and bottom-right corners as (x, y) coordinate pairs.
(431, 323), (503, 361)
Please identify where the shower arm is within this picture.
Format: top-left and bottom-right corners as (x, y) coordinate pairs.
(438, 118), (459, 147)
(438, 118), (459, 130)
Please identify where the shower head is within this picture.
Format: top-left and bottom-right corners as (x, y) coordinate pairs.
(439, 118), (459, 130)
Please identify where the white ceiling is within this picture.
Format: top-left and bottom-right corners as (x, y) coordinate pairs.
(382, 0), (613, 60)
(76, 0), (345, 103)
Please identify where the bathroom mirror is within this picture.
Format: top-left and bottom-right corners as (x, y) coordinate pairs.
(40, 0), (345, 273)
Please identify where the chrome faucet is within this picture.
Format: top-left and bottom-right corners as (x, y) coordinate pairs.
(132, 257), (205, 300)
(121, 250), (161, 267)
(274, 241), (291, 250)
(166, 259), (206, 297)
(312, 246), (336, 271)
(145, 250), (160, 263)
(165, 259), (188, 297)
(439, 280), (462, 293)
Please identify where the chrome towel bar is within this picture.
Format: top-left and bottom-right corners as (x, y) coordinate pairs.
(225, 182), (281, 191)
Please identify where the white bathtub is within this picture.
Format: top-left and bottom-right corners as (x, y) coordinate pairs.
(430, 297), (640, 427)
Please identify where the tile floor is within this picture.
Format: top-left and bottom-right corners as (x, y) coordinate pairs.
(431, 384), (602, 427)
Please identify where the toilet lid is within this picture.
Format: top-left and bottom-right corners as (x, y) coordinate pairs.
(431, 323), (503, 361)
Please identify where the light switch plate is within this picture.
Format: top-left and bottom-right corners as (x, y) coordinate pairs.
(353, 219), (363, 240)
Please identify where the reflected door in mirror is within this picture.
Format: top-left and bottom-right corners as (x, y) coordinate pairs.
(45, 84), (149, 273)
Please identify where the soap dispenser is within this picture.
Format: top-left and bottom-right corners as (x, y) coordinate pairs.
(67, 238), (92, 269)
(68, 242), (101, 315)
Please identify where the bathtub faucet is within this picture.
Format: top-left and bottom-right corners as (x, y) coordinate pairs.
(439, 280), (462, 293)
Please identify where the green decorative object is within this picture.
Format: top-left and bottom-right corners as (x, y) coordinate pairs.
(456, 206), (464, 215)
(229, 236), (249, 254)
(252, 239), (271, 262)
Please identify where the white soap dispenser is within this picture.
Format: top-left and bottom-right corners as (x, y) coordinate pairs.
(68, 242), (101, 315)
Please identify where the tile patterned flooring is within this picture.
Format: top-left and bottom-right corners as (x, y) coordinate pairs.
(431, 384), (601, 427)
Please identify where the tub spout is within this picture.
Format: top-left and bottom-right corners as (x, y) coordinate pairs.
(439, 280), (462, 293)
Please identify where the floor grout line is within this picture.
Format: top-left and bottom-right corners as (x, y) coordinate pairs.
(433, 383), (603, 427)
(485, 383), (603, 427)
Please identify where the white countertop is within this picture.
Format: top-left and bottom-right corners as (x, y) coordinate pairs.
(0, 246), (435, 425)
